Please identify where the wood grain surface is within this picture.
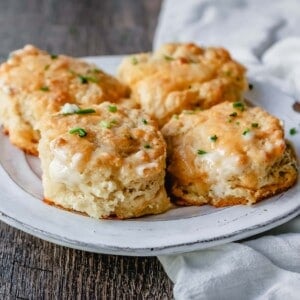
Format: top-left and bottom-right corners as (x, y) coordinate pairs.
(0, 0), (174, 299)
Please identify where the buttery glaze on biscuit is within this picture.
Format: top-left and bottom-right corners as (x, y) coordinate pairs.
(0, 45), (129, 155)
(162, 101), (298, 206)
(118, 43), (248, 127)
(38, 102), (171, 219)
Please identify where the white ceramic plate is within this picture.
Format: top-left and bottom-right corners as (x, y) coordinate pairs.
(0, 56), (299, 256)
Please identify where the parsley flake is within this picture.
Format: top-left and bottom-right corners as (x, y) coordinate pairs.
(164, 55), (175, 61)
(100, 120), (117, 129)
(142, 118), (148, 125)
(50, 54), (58, 60)
(210, 135), (218, 142)
(61, 104), (96, 115)
(108, 105), (117, 113)
(40, 86), (49, 92)
(229, 112), (237, 117)
(224, 70), (232, 76)
(69, 127), (87, 137)
(243, 128), (250, 135)
(75, 108), (96, 115)
(131, 57), (138, 65)
(233, 102), (245, 111)
(251, 123), (259, 128)
(197, 149), (207, 155)
(78, 75), (88, 84)
(78, 74), (98, 84)
(100, 120), (112, 129)
(290, 128), (298, 135)
(144, 144), (151, 149)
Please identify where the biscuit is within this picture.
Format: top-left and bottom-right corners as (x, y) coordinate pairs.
(161, 101), (298, 206)
(118, 43), (247, 127)
(0, 45), (129, 155)
(38, 102), (171, 219)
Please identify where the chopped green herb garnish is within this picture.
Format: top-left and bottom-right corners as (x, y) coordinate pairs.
(87, 76), (98, 83)
(251, 123), (259, 128)
(233, 102), (245, 111)
(78, 75), (99, 84)
(224, 70), (232, 76)
(44, 64), (50, 71)
(69, 127), (87, 137)
(111, 119), (118, 125)
(92, 68), (100, 73)
(100, 120), (112, 129)
(243, 128), (250, 135)
(108, 105), (117, 113)
(100, 120), (117, 129)
(197, 149), (207, 155)
(229, 112), (237, 117)
(210, 135), (218, 142)
(61, 105), (96, 115)
(79, 75), (88, 84)
(290, 128), (298, 135)
(236, 122), (240, 125)
(50, 54), (58, 60)
(164, 55), (175, 61)
(144, 144), (151, 149)
(40, 86), (49, 92)
(173, 114), (179, 120)
(75, 108), (96, 114)
(131, 57), (138, 65)
(142, 118), (148, 125)
(249, 83), (254, 90)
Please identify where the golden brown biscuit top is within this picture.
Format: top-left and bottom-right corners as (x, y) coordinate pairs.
(118, 43), (248, 126)
(0, 45), (129, 111)
(118, 43), (246, 87)
(40, 102), (166, 180)
(162, 101), (286, 186)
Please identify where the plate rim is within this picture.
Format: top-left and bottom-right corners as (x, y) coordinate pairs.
(0, 201), (299, 256)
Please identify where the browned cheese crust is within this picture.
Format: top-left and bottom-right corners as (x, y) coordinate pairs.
(0, 45), (129, 155)
(161, 101), (298, 207)
(118, 43), (248, 127)
(38, 102), (171, 219)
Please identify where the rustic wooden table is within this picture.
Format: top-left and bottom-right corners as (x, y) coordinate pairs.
(0, 0), (174, 298)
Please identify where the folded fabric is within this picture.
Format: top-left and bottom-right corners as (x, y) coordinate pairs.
(160, 234), (300, 300)
(154, 0), (300, 62)
(159, 219), (300, 300)
(155, 1), (300, 299)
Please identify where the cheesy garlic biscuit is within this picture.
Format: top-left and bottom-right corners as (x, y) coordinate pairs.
(162, 101), (298, 207)
(38, 102), (171, 219)
(118, 43), (247, 127)
(0, 45), (129, 155)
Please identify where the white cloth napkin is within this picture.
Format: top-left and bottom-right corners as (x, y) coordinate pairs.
(155, 1), (300, 299)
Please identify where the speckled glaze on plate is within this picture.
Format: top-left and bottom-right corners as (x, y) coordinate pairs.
(0, 56), (299, 256)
